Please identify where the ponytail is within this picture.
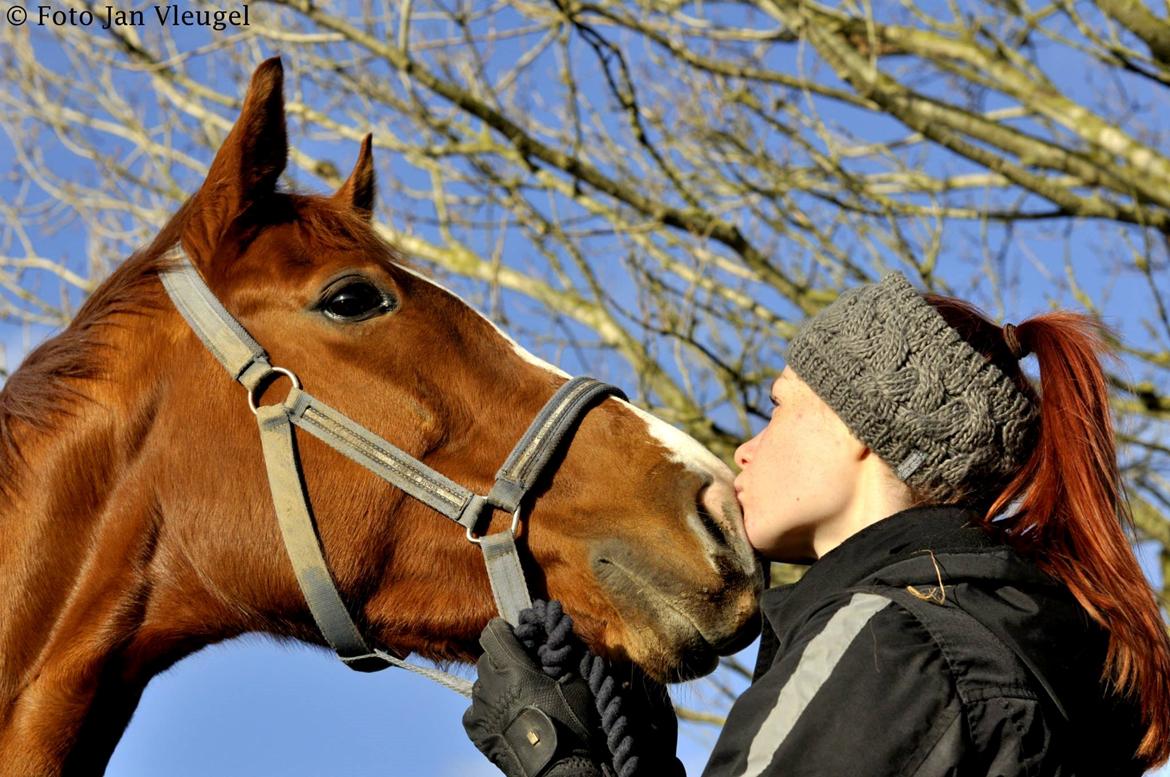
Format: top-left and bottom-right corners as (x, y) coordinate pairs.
(926, 298), (1170, 766)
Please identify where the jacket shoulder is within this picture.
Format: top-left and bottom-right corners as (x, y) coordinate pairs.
(865, 585), (1041, 702)
(705, 590), (964, 777)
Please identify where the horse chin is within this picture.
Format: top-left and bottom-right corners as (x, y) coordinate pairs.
(592, 556), (748, 683)
(629, 611), (721, 684)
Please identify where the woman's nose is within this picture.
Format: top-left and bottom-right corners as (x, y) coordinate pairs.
(735, 435), (757, 469)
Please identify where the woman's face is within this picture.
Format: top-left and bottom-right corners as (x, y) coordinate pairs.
(734, 367), (866, 562)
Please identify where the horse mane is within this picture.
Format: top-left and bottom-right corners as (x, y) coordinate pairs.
(0, 212), (186, 493)
(0, 192), (404, 493)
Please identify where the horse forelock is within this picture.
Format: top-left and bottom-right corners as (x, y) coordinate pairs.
(263, 191), (399, 256)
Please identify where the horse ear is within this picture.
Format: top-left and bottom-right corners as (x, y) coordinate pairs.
(333, 134), (376, 220)
(183, 57), (288, 264)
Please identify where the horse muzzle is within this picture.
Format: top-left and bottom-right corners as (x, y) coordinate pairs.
(591, 478), (763, 681)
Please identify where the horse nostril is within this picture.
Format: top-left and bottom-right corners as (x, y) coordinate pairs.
(695, 486), (730, 549)
(693, 478), (760, 579)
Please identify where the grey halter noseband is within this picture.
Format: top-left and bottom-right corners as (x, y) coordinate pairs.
(160, 248), (624, 690)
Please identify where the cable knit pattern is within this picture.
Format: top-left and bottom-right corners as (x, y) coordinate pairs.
(787, 272), (1039, 491)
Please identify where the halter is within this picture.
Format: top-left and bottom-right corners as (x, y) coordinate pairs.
(159, 248), (624, 689)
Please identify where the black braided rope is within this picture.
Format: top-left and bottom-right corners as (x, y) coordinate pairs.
(515, 600), (645, 777)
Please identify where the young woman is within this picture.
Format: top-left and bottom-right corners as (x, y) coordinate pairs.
(463, 272), (1170, 777)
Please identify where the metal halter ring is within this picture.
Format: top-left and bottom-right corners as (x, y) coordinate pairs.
(465, 506), (523, 546)
(248, 366), (303, 415)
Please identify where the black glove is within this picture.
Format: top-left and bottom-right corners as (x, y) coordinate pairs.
(463, 618), (609, 777)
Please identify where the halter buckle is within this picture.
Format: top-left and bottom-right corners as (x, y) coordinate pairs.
(466, 505), (523, 546)
(247, 366), (302, 415)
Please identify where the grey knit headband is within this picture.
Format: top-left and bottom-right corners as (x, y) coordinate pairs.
(786, 272), (1039, 491)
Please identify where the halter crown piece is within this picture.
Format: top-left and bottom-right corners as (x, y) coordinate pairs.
(159, 248), (625, 692)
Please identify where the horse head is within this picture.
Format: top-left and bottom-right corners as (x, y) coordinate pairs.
(0, 58), (760, 774)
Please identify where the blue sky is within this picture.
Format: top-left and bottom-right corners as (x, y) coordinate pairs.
(104, 638), (498, 775)
(101, 633), (750, 776)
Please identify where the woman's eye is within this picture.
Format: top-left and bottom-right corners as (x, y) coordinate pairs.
(320, 280), (393, 322)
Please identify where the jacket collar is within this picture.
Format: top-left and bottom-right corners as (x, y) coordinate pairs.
(754, 503), (1082, 693)
(761, 504), (992, 634)
(753, 505), (1120, 732)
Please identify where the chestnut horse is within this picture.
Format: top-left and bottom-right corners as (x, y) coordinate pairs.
(0, 59), (761, 775)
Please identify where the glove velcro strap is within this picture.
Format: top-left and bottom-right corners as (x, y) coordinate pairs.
(504, 706), (560, 777)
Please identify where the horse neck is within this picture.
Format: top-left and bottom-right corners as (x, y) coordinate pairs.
(0, 288), (209, 775)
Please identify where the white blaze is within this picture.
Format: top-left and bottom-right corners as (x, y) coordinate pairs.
(621, 401), (732, 480)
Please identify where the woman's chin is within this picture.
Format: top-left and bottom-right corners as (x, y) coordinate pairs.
(746, 523), (817, 564)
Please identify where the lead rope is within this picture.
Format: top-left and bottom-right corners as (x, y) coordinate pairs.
(516, 600), (652, 777)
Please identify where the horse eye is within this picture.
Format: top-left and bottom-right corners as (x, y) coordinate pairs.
(320, 280), (393, 322)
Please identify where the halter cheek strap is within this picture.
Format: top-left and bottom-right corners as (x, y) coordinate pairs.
(159, 249), (624, 688)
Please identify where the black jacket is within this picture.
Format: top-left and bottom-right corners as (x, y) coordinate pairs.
(700, 505), (1147, 777)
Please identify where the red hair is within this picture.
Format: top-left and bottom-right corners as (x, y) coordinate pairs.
(925, 294), (1170, 766)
